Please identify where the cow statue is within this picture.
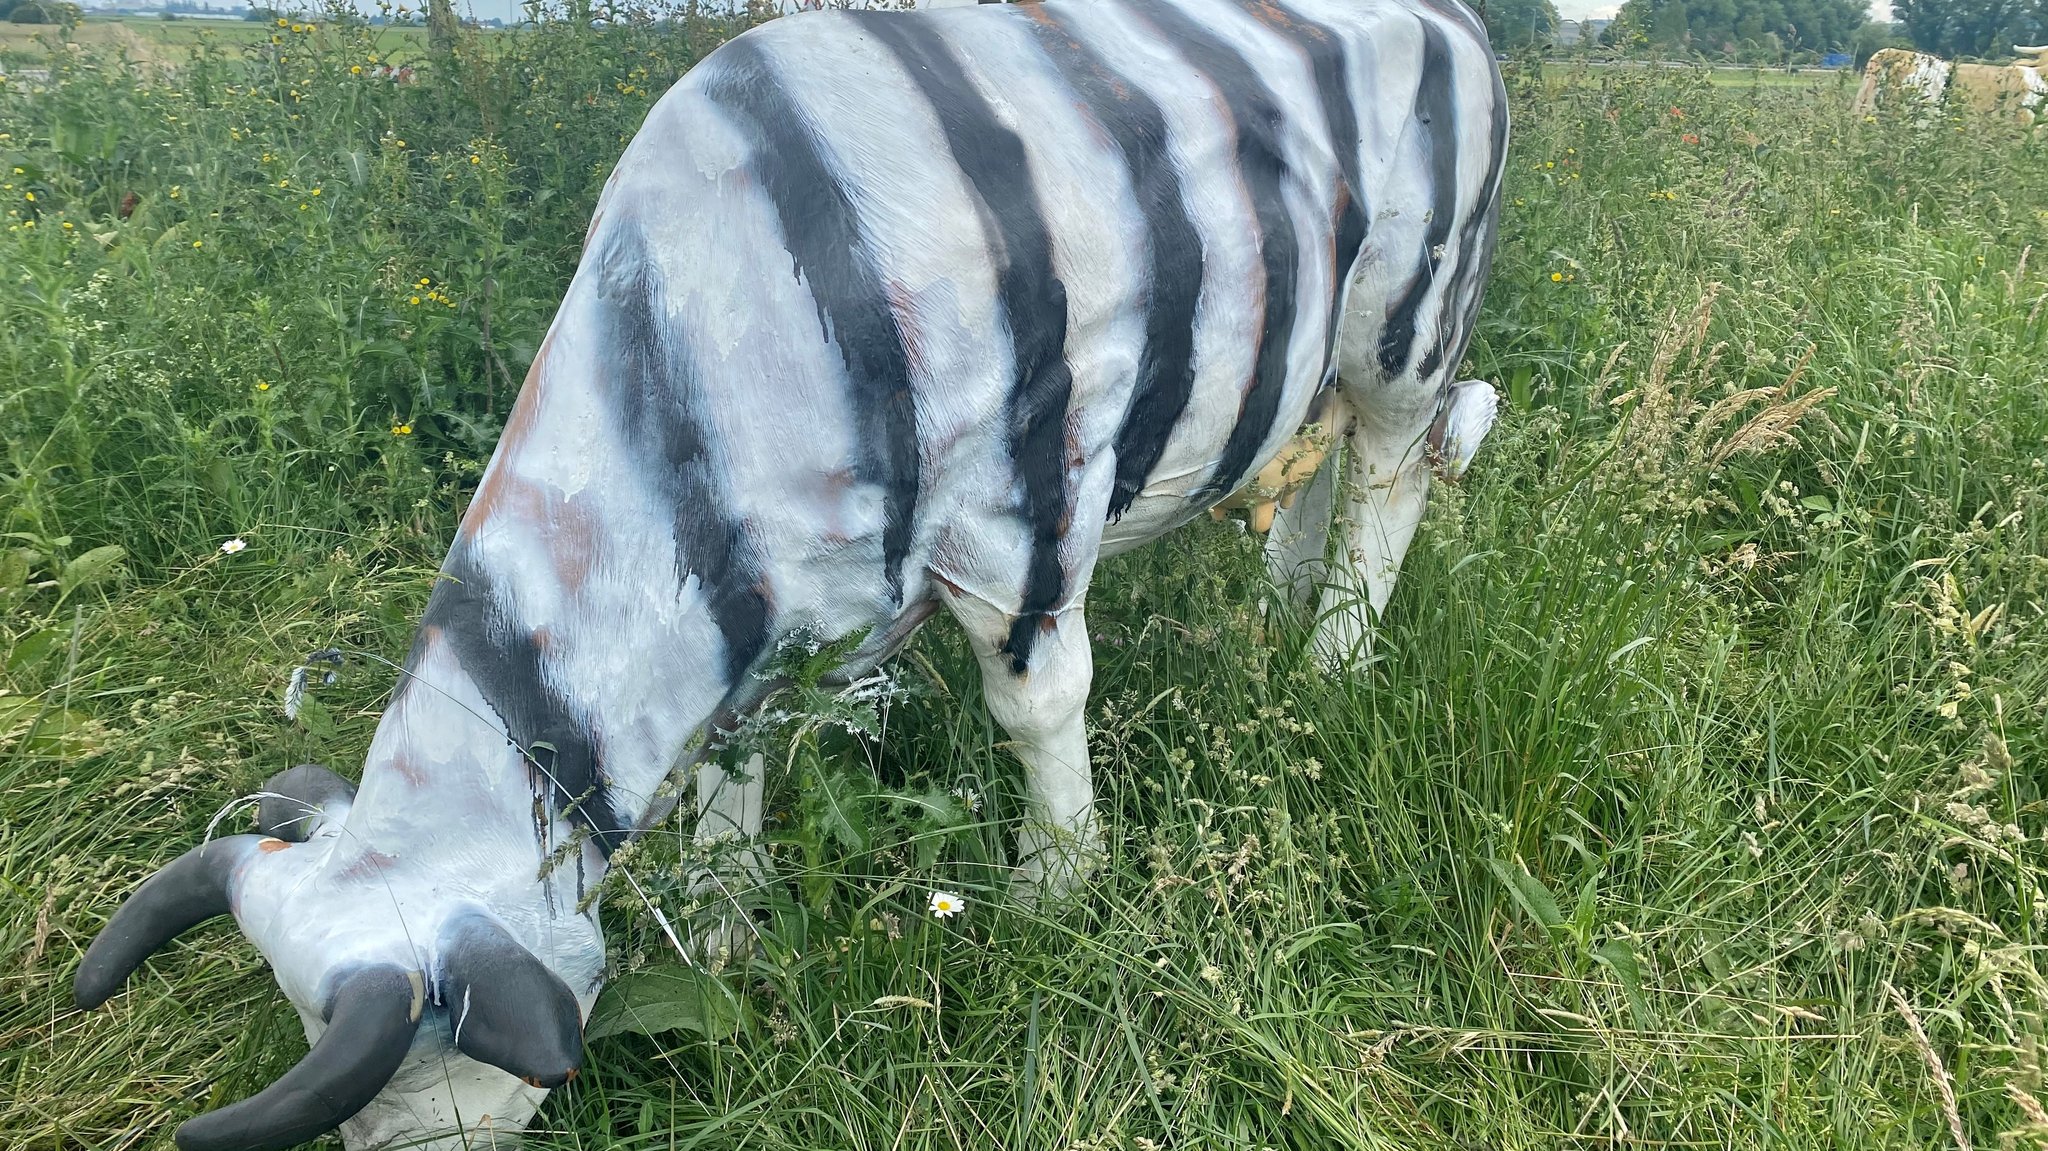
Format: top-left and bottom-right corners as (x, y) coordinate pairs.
(73, 0), (1507, 1147)
(1855, 46), (2048, 126)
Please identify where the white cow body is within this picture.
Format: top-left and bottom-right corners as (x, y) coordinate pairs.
(1856, 47), (2047, 125)
(77, 2), (1509, 1148)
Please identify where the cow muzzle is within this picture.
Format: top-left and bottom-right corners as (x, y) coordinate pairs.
(72, 766), (589, 1151)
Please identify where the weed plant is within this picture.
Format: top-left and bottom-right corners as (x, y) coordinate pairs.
(1, 29), (2046, 1151)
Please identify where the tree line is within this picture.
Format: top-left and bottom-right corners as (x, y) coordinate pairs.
(1476, 0), (2046, 61)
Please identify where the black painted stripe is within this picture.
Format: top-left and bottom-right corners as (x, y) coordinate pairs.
(1021, 8), (1204, 523)
(1377, 19), (1460, 381)
(855, 13), (1074, 674)
(700, 38), (921, 606)
(1438, 60), (1509, 380)
(1261, 0), (1372, 389)
(1402, 0), (1491, 47)
(422, 544), (631, 855)
(594, 235), (774, 694)
(1118, 0), (1303, 504)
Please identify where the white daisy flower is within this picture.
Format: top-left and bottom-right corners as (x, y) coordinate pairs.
(928, 890), (966, 919)
(220, 538), (248, 555)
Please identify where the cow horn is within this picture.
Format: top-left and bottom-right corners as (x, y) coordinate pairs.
(174, 964), (425, 1151)
(74, 835), (262, 1010)
(439, 911), (584, 1088)
(255, 764), (357, 843)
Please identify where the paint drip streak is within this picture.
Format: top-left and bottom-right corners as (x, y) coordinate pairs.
(1121, 0), (1302, 504)
(1264, 0), (1371, 387)
(859, 13), (1074, 673)
(597, 234), (773, 688)
(1022, 9), (1204, 523)
(1377, 20), (1460, 380)
(701, 39), (921, 604)
(421, 547), (630, 855)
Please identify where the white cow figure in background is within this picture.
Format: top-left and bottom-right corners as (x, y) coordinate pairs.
(73, 1), (1508, 1148)
(1856, 46), (2048, 125)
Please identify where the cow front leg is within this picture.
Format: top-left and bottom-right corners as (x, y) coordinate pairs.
(941, 586), (1101, 902)
(686, 752), (768, 965)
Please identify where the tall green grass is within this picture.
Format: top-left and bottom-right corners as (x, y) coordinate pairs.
(3, 30), (2046, 1151)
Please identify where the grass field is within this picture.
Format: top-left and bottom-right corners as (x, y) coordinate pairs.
(0, 14), (438, 69)
(2, 20), (2047, 1151)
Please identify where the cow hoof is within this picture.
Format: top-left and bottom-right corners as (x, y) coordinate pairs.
(1310, 607), (1376, 673)
(1011, 828), (1104, 906)
(685, 913), (760, 970)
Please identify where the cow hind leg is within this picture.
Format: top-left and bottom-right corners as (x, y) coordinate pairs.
(1264, 390), (1350, 611)
(685, 752), (769, 964)
(940, 585), (1101, 903)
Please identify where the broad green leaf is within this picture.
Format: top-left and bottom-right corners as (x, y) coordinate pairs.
(59, 545), (127, 597)
(295, 696), (337, 740)
(0, 547), (33, 591)
(1591, 938), (1651, 1022)
(1487, 858), (1565, 933)
(806, 768), (872, 853)
(585, 965), (742, 1042)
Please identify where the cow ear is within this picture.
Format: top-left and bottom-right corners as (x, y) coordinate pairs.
(438, 912), (584, 1088)
(255, 764), (357, 842)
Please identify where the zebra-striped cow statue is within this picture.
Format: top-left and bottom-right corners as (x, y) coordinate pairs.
(74, 0), (1507, 1147)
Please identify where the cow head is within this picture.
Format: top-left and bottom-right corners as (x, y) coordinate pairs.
(73, 764), (601, 1151)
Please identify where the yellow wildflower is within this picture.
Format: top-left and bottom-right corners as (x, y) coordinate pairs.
(392, 423), (413, 436)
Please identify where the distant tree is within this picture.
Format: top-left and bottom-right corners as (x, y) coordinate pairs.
(1648, 0), (1689, 48)
(1479, 0), (1562, 50)
(1613, 0), (1868, 55)
(7, 1), (48, 22)
(1849, 19), (1904, 66)
(1894, 0), (2047, 58)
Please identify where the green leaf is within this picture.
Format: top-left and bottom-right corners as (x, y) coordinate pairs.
(806, 768), (872, 853)
(295, 696), (337, 740)
(1487, 858), (1566, 934)
(5, 628), (66, 675)
(0, 547), (33, 591)
(0, 696), (97, 755)
(585, 965), (742, 1042)
(59, 544), (126, 597)
(1591, 938), (1650, 1022)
